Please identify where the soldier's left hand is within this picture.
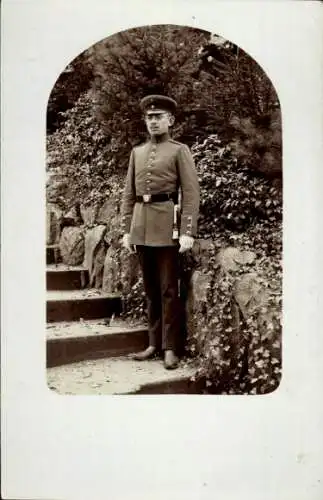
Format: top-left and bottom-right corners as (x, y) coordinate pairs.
(179, 235), (194, 253)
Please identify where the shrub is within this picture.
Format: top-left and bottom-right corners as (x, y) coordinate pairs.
(194, 37), (282, 179)
(229, 109), (282, 180)
(46, 90), (125, 211)
(47, 52), (94, 134)
(87, 25), (212, 168)
(46, 27), (281, 213)
(186, 134), (282, 394)
(192, 135), (282, 242)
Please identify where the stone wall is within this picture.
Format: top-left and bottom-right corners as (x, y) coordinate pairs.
(47, 198), (282, 393)
(184, 241), (282, 393)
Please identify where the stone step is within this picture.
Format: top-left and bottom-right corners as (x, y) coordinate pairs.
(47, 356), (200, 395)
(46, 264), (89, 290)
(47, 289), (122, 323)
(46, 319), (148, 367)
(46, 244), (61, 265)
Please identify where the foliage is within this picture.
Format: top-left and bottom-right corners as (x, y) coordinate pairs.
(229, 110), (282, 180)
(86, 27), (281, 175)
(183, 134), (282, 394)
(87, 25), (211, 169)
(46, 26), (283, 394)
(121, 275), (146, 320)
(192, 135), (282, 240)
(46, 27), (281, 216)
(46, 90), (125, 211)
(47, 52), (94, 134)
(187, 243), (282, 395)
(194, 38), (282, 178)
(46, 25), (213, 207)
(185, 134), (282, 394)
(195, 39), (279, 121)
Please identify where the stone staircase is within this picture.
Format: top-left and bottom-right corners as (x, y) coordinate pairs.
(46, 245), (198, 395)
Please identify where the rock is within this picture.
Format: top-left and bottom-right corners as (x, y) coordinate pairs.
(46, 203), (63, 245)
(80, 194), (121, 228)
(101, 247), (144, 317)
(182, 241), (281, 393)
(233, 273), (269, 319)
(104, 215), (122, 247)
(83, 225), (107, 270)
(233, 272), (279, 343)
(216, 246), (256, 272)
(235, 250), (256, 266)
(59, 227), (85, 266)
(120, 249), (141, 295)
(64, 204), (82, 226)
(185, 269), (211, 340)
(191, 238), (216, 268)
(90, 240), (107, 289)
(215, 249), (274, 336)
(191, 269), (210, 304)
(97, 198), (119, 226)
(178, 240), (215, 344)
(46, 173), (68, 206)
(102, 246), (119, 294)
(80, 204), (99, 227)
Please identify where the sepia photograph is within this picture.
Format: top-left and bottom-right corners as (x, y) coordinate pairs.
(3, 1), (323, 499)
(46, 24), (282, 396)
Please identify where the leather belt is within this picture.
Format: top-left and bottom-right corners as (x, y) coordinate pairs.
(136, 193), (178, 203)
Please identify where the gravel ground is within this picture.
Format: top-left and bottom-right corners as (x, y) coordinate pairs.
(47, 357), (195, 395)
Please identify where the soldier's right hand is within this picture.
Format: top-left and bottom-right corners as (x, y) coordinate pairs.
(121, 233), (135, 253)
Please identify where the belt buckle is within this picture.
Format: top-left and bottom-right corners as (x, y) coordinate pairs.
(143, 194), (151, 203)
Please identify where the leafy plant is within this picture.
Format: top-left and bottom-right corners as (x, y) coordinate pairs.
(47, 52), (94, 133)
(192, 135), (282, 239)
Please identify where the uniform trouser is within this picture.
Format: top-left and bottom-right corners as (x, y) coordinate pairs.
(136, 245), (181, 352)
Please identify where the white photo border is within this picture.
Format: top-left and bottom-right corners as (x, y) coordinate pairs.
(2, 1), (323, 499)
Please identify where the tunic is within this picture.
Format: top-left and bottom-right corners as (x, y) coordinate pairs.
(121, 133), (200, 246)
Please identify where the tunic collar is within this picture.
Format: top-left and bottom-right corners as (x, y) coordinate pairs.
(149, 132), (170, 144)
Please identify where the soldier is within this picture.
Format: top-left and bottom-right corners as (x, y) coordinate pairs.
(121, 94), (200, 369)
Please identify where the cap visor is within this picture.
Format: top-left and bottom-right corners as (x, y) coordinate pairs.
(145, 108), (168, 115)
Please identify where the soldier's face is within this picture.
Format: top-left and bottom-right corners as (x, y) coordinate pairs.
(145, 111), (174, 136)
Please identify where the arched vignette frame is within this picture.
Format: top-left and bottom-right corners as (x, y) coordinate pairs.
(46, 22), (283, 396)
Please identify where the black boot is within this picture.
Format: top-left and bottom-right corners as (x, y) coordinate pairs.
(164, 350), (179, 370)
(131, 346), (156, 361)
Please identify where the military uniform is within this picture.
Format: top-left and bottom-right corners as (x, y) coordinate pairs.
(121, 95), (200, 361)
(121, 134), (199, 244)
